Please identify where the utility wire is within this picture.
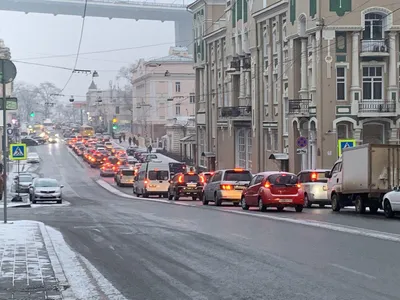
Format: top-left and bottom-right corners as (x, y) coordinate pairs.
(60, 0), (89, 94)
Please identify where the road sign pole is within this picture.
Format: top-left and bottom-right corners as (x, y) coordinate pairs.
(2, 60), (7, 223)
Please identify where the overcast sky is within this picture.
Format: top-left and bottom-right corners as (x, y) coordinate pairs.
(0, 2), (191, 103)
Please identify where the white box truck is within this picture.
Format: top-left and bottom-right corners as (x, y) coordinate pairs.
(326, 144), (400, 214)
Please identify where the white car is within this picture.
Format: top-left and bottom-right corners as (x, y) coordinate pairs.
(382, 188), (400, 218)
(27, 152), (40, 163)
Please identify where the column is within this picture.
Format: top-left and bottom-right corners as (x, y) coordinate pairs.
(388, 32), (397, 103)
(299, 38), (308, 98)
(310, 35), (317, 105)
(388, 127), (398, 145)
(350, 32), (361, 114)
(239, 59), (246, 106)
(353, 127), (362, 145)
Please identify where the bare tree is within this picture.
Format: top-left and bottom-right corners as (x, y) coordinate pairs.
(36, 82), (61, 118)
(13, 82), (40, 122)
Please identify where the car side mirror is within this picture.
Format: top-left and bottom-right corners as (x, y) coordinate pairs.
(244, 183), (249, 187)
(60, 185), (64, 188)
(325, 171), (332, 178)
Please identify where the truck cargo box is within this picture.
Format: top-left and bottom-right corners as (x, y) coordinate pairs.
(342, 144), (400, 193)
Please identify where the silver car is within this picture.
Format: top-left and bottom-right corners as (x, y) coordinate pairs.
(13, 173), (34, 193)
(27, 152), (40, 163)
(297, 169), (330, 208)
(29, 178), (64, 204)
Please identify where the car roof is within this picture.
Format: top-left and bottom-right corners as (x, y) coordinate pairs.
(253, 171), (296, 176)
(35, 178), (57, 182)
(298, 169), (330, 173)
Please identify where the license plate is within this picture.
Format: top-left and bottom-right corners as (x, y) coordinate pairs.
(279, 199), (292, 203)
(41, 195), (53, 198)
(187, 184), (196, 188)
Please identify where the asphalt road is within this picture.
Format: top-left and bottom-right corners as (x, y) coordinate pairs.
(2, 142), (400, 300)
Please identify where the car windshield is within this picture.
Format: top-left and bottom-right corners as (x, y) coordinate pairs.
(19, 176), (32, 182)
(223, 171), (252, 182)
(35, 179), (59, 187)
(309, 172), (328, 183)
(269, 174), (298, 185)
(148, 170), (169, 181)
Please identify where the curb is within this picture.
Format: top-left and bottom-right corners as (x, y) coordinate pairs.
(66, 146), (85, 169)
(39, 222), (76, 300)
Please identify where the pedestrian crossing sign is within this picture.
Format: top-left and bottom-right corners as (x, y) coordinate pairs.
(338, 139), (356, 157)
(9, 143), (27, 160)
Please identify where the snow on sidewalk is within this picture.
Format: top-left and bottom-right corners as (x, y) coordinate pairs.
(0, 221), (127, 300)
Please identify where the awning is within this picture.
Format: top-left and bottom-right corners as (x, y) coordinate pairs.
(269, 153), (289, 160)
(180, 135), (195, 142)
(201, 152), (216, 158)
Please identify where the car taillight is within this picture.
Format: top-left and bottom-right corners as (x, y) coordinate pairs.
(178, 175), (184, 183)
(264, 181), (271, 188)
(220, 184), (233, 190)
(144, 179), (148, 186)
(199, 175), (205, 184)
(311, 172), (317, 181)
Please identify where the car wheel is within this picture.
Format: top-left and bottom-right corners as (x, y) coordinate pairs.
(331, 194), (341, 212)
(304, 194), (312, 208)
(319, 204), (325, 208)
(214, 194), (222, 206)
(57, 199), (62, 204)
(241, 197), (249, 210)
(258, 198), (266, 212)
(202, 193), (209, 205)
(384, 200), (395, 218)
(277, 207), (284, 212)
(32, 200), (36, 204)
(167, 191), (173, 200)
(191, 196), (197, 201)
(295, 205), (303, 212)
(173, 193), (179, 201)
(355, 195), (366, 214)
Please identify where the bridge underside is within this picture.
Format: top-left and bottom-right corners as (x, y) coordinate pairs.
(0, 0), (193, 51)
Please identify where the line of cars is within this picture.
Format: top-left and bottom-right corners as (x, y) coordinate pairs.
(11, 152), (64, 204)
(67, 134), (139, 186)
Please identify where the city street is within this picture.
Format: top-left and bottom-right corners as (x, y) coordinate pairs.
(2, 142), (400, 300)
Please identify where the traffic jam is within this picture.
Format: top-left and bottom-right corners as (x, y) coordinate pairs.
(66, 133), (400, 219)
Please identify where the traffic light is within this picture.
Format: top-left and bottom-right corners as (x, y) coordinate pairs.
(112, 118), (118, 130)
(30, 111), (35, 117)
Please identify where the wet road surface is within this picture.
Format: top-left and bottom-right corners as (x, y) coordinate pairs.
(2, 142), (400, 300)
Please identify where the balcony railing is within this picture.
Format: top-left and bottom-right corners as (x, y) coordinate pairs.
(218, 106), (252, 119)
(288, 99), (311, 115)
(358, 100), (396, 113)
(361, 40), (389, 55)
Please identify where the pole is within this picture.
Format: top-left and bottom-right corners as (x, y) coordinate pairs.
(80, 108), (83, 125)
(2, 60), (7, 223)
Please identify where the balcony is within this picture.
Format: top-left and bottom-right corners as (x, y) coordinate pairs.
(358, 100), (396, 117)
(288, 99), (311, 116)
(218, 106), (252, 120)
(360, 40), (389, 57)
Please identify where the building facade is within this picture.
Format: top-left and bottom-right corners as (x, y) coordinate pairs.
(86, 81), (132, 132)
(131, 47), (196, 142)
(190, 0), (400, 173)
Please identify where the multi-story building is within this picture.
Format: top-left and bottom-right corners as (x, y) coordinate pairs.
(286, 0), (400, 173)
(191, 0), (400, 173)
(86, 81), (132, 132)
(131, 47), (195, 141)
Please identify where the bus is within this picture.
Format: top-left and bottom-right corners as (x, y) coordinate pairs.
(32, 124), (44, 134)
(79, 125), (95, 137)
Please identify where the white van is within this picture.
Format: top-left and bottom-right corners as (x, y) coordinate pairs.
(133, 161), (170, 198)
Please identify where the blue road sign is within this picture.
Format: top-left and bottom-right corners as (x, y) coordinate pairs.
(338, 139), (356, 157)
(9, 143), (27, 160)
(296, 136), (308, 148)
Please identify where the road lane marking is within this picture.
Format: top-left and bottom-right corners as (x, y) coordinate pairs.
(329, 263), (376, 279)
(96, 178), (400, 243)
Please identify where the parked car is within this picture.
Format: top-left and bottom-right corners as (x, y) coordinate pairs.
(27, 152), (40, 163)
(29, 178), (64, 204)
(12, 173), (34, 193)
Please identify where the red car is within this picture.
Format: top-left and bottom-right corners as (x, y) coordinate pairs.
(241, 172), (304, 212)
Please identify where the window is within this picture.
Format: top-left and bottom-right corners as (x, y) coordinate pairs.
(198, 128), (206, 167)
(272, 130), (278, 151)
(362, 66), (383, 100)
(337, 124), (348, 139)
(235, 128), (252, 170)
(336, 67), (346, 100)
(283, 96), (289, 135)
(266, 131), (272, 150)
(175, 104), (181, 115)
(189, 93), (195, 103)
(148, 171), (169, 181)
(224, 170), (253, 181)
(175, 82), (181, 92)
(363, 13), (384, 40)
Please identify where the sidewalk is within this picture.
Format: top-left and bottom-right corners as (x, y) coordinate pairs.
(0, 220), (127, 300)
(0, 221), (65, 299)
